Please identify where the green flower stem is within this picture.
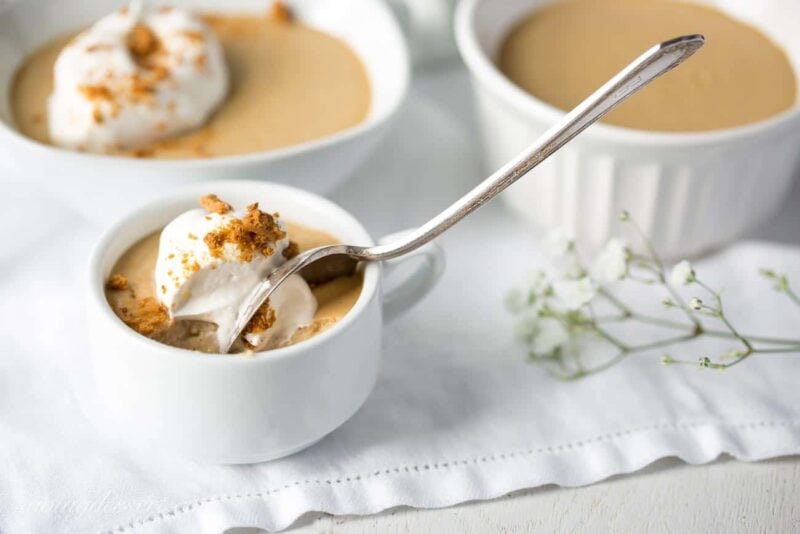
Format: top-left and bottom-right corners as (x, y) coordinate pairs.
(783, 286), (800, 307)
(695, 279), (753, 352)
(597, 285), (800, 347)
(702, 330), (800, 347)
(659, 273), (702, 328)
(598, 287), (633, 317)
(591, 325), (629, 352)
(511, 213), (800, 379)
(627, 218), (664, 270)
(627, 332), (699, 353)
(626, 219), (703, 329)
(751, 346), (800, 354)
(562, 352), (628, 380)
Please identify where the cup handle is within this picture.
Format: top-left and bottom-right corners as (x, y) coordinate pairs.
(378, 229), (445, 323)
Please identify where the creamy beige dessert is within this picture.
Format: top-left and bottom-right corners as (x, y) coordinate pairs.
(105, 194), (362, 354)
(498, 0), (797, 132)
(11, 2), (370, 157)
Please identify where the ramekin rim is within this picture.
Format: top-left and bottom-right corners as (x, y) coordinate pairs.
(454, 0), (800, 148)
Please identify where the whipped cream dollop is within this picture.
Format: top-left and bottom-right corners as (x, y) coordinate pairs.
(155, 197), (316, 351)
(48, 2), (227, 153)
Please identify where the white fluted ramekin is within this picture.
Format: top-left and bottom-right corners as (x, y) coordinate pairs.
(456, 0), (800, 258)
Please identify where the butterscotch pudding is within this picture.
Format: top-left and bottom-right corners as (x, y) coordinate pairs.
(11, 2), (370, 157)
(498, 0), (797, 132)
(105, 194), (363, 354)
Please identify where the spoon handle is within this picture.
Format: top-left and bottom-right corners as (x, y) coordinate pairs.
(363, 34), (704, 261)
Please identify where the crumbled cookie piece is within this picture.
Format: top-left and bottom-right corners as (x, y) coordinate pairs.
(204, 203), (286, 261)
(241, 203), (283, 239)
(126, 24), (161, 66)
(243, 300), (277, 335)
(241, 300), (278, 349)
(106, 273), (129, 290)
(268, 1), (294, 23)
(199, 194), (232, 215)
(282, 240), (299, 260)
(121, 297), (169, 336)
(79, 84), (113, 101)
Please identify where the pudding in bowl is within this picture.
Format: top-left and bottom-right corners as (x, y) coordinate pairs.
(11, 2), (371, 158)
(86, 180), (443, 463)
(0, 0), (409, 221)
(497, 0), (796, 133)
(456, 0), (800, 258)
(105, 194), (363, 354)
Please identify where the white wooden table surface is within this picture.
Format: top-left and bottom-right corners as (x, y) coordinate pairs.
(230, 65), (800, 534)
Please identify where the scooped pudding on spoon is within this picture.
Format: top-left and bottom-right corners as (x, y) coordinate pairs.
(105, 194), (363, 353)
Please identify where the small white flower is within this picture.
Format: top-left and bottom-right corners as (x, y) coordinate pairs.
(514, 314), (568, 354)
(670, 260), (695, 286)
(542, 228), (574, 258)
(553, 277), (597, 311)
(689, 297), (703, 310)
(563, 258), (586, 280)
(590, 238), (629, 284)
(532, 317), (569, 354)
(523, 269), (550, 296)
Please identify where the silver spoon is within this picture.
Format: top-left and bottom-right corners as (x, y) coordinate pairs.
(221, 34), (705, 353)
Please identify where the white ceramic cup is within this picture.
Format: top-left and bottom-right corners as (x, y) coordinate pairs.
(456, 0), (800, 258)
(86, 180), (444, 464)
(0, 0), (410, 223)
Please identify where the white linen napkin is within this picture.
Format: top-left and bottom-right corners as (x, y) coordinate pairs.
(1, 71), (799, 534)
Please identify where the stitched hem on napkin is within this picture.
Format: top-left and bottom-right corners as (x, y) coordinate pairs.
(103, 418), (800, 533)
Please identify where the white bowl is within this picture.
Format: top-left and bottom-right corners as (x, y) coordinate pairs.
(86, 180), (444, 464)
(0, 0), (409, 223)
(456, 0), (800, 258)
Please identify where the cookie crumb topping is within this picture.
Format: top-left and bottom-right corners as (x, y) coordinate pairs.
(126, 24), (161, 66)
(120, 297), (169, 336)
(282, 240), (299, 259)
(199, 194), (232, 215)
(268, 1), (294, 23)
(106, 273), (129, 290)
(203, 198), (286, 261)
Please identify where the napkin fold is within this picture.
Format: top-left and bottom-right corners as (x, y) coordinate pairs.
(1, 71), (799, 534)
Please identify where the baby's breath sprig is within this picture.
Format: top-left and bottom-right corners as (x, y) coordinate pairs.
(759, 268), (800, 307)
(506, 212), (800, 380)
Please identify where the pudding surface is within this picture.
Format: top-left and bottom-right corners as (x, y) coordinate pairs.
(12, 11), (370, 157)
(498, 0), (797, 132)
(106, 222), (363, 353)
